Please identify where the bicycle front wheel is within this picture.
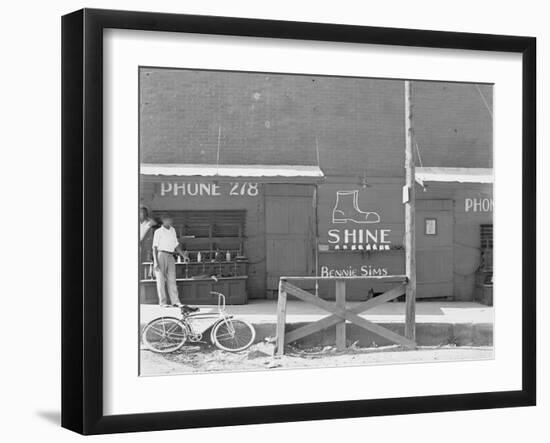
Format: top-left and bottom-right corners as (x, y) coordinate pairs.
(141, 317), (187, 353)
(212, 319), (256, 352)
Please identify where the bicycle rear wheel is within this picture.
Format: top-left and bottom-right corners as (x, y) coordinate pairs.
(212, 319), (256, 352)
(141, 317), (187, 353)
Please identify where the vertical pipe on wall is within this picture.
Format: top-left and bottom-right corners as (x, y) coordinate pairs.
(404, 80), (417, 343)
(216, 125), (222, 175)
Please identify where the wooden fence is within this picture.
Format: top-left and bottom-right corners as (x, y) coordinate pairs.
(275, 275), (416, 355)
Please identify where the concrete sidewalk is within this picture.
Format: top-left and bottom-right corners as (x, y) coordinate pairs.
(140, 300), (493, 348)
(141, 300), (493, 325)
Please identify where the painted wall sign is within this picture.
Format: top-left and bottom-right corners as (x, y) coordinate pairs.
(465, 197), (493, 213)
(320, 265), (389, 277)
(159, 181), (260, 197)
(332, 190), (380, 224)
(327, 230), (391, 250)
(327, 189), (391, 251)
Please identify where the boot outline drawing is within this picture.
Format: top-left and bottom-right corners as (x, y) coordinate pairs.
(332, 190), (380, 224)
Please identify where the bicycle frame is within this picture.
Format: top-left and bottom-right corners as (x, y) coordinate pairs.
(181, 292), (235, 341)
(142, 289), (255, 353)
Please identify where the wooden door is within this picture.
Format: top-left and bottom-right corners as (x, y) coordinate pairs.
(265, 186), (315, 292)
(416, 200), (454, 299)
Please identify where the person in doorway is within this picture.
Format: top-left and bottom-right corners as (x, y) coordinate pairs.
(152, 214), (198, 311)
(140, 206), (156, 242)
(140, 206), (157, 263)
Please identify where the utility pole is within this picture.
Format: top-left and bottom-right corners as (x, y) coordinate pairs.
(404, 80), (416, 343)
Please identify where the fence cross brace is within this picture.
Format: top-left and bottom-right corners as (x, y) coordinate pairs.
(275, 278), (415, 356)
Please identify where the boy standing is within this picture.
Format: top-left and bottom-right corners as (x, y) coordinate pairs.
(152, 214), (195, 309)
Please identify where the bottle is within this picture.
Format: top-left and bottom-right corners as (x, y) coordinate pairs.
(197, 251), (202, 263)
(226, 250), (231, 262)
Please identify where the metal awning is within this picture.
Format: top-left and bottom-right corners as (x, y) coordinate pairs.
(140, 163), (325, 182)
(415, 167), (493, 186)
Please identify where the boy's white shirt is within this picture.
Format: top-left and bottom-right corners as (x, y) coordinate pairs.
(152, 226), (179, 252)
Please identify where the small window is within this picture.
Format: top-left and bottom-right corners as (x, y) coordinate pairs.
(480, 224), (493, 271)
(480, 224), (493, 249)
(152, 209), (246, 258)
(425, 218), (437, 235)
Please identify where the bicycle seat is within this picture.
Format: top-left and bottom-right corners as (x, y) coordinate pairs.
(180, 305), (200, 314)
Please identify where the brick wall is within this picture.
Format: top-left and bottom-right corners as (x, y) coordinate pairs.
(413, 81), (493, 169)
(140, 68), (492, 177)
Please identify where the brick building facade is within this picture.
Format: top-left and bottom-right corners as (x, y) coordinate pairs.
(139, 68), (493, 304)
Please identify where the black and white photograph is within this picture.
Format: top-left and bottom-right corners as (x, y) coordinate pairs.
(138, 67), (494, 376)
(0, 1), (542, 439)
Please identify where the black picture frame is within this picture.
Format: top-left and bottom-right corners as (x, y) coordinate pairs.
(61, 8), (536, 435)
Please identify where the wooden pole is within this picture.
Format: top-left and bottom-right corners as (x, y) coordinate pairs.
(404, 80), (417, 343)
(275, 279), (288, 356)
(335, 280), (346, 350)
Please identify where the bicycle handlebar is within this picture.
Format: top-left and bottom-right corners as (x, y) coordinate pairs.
(209, 276), (226, 310)
(210, 291), (226, 311)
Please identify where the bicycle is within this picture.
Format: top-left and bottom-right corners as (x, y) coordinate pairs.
(141, 290), (256, 354)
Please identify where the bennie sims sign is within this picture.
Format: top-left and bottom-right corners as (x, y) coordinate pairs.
(327, 190), (391, 251)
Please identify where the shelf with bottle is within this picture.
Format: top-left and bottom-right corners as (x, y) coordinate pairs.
(140, 275), (249, 283)
(140, 249), (245, 266)
(184, 248), (242, 264)
(140, 252), (248, 282)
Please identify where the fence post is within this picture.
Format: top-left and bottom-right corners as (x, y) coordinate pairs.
(275, 279), (287, 356)
(335, 279), (346, 350)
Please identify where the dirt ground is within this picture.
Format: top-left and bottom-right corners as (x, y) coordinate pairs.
(139, 342), (494, 376)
